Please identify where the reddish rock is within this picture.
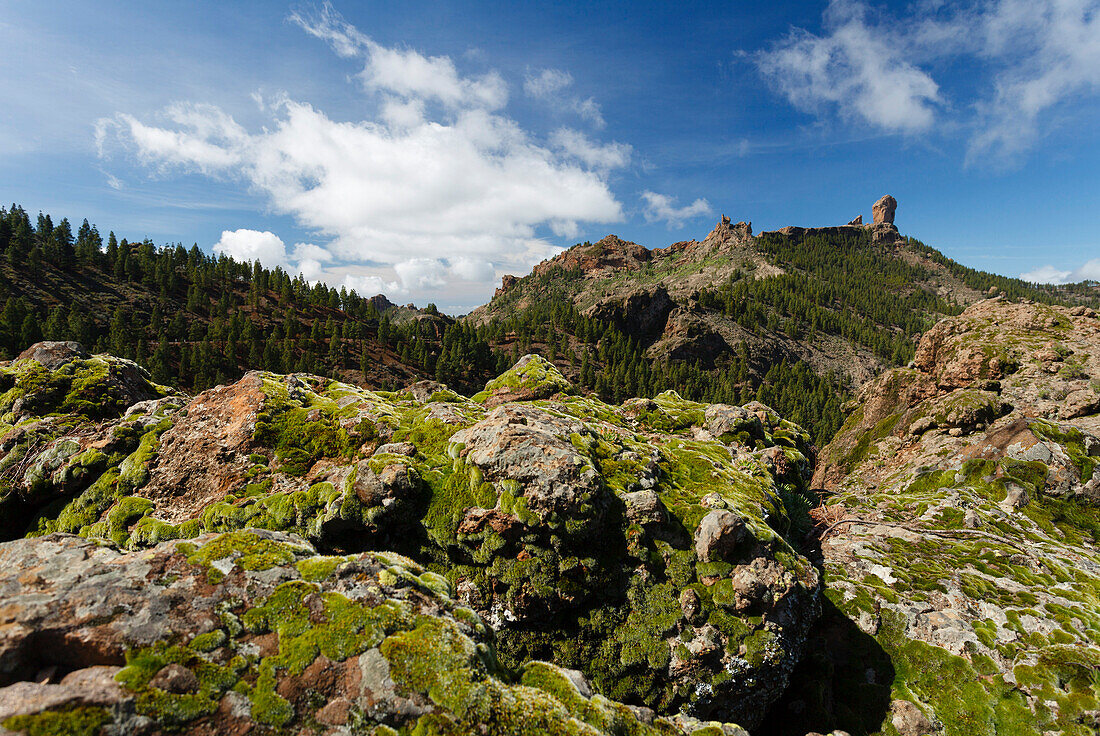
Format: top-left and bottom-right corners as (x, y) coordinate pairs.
(872, 195), (897, 225)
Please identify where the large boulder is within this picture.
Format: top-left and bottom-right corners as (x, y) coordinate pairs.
(14, 341), (89, 370)
(474, 353), (575, 407)
(872, 195), (897, 225)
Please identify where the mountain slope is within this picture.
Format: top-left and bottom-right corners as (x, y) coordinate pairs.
(467, 203), (1097, 444)
(764, 298), (1100, 736)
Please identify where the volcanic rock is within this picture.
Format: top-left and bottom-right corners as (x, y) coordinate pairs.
(0, 351), (824, 729)
(872, 195), (897, 225)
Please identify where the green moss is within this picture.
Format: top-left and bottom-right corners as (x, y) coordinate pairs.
(296, 555), (347, 582)
(252, 379), (368, 476)
(186, 530), (310, 573)
(114, 641), (246, 727)
(2, 707), (110, 736)
(383, 615), (678, 736)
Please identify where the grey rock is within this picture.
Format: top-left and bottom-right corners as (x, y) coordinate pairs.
(623, 489), (666, 524)
(694, 510), (748, 562)
(15, 341), (89, 370)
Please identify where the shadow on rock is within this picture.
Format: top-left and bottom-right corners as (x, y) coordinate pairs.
(755, 596), (894, 736)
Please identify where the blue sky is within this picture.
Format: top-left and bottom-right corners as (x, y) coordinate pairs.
(2, 0), (1099, 312)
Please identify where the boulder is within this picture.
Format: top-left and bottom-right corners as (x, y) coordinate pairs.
(872, 195), (897, 225)
(476, 354), (575, 407)
(623, 489), (666, 524)
(450, 404), (599, 518)
(15, 341), (88, 370)
(1062, 388), (1100, 419)
(694, 509), (748, 561)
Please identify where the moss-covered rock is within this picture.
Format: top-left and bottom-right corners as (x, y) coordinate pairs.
(0, 354), (823, 729)
(797, 299), (1100, 735)
(474, 353), (577, 407)
(0, 529), (752, 736)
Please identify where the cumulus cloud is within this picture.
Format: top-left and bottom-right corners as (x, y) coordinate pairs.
(1021, 258), (1100, 284)
(756, 0), (1100, 162)
(525, 67), (606, 128)
(99, 5), (628, 308)
(213, 229), (288, 264)
(640, 191), (713, 228)
(549, 128), (631, 171)
(756, 1), (940, 134)
(213, 229), (338, 282)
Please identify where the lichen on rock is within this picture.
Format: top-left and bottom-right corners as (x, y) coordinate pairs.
(0, 350), (825, 732)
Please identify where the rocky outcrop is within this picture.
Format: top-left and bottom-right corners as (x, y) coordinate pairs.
(801, 298), (1100, 735)
(819, 297), (1100, 489)
(847, 215), (863, 226)
(494, 274), (519, 298)
(533, 234), (652, 279)
(703, 215), (753, 246)
(583, 286), (675, 336)
(646, 308), (730, 367)
(872, 195), (897, 225)
(0, 529), (742, 735)
(0, 349), (825, 731)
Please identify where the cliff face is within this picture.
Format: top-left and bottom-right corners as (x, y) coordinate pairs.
(785, 299), (1100, 736)
(0, 344), (823, 734)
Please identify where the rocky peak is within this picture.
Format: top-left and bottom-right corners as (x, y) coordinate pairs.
(872, 194), (897, 225)
(703, 214), (753, 247)
(494, 274), (519, 298)
(366, 293), (396, 313)
(532, 234), (651, 279)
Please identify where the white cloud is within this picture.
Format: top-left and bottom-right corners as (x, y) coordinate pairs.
(756, 0), (940, 134)
(641, 191), (713, 228)
(212, 229), (344, 284)
(967, 0), (1100, 163)
(524, 68), (573, 98)
(291, 2), (506, 111)
(100, 6), (628, 308)
(213, 229), (288, 265)
(361, 44), (508, 111)
(449, 256), (496, 282)
(287, 2), (370, 59)
(549, 128), (631, 171)
(525, 67), (606, 128)
(756, 0), (1100, 162)
(1021, 258), (1100, 284)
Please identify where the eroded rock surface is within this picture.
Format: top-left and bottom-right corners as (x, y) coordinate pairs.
(792, 298), (1100, 735)
(0, 529), (748, 735)
(0, 349), (823, 731)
